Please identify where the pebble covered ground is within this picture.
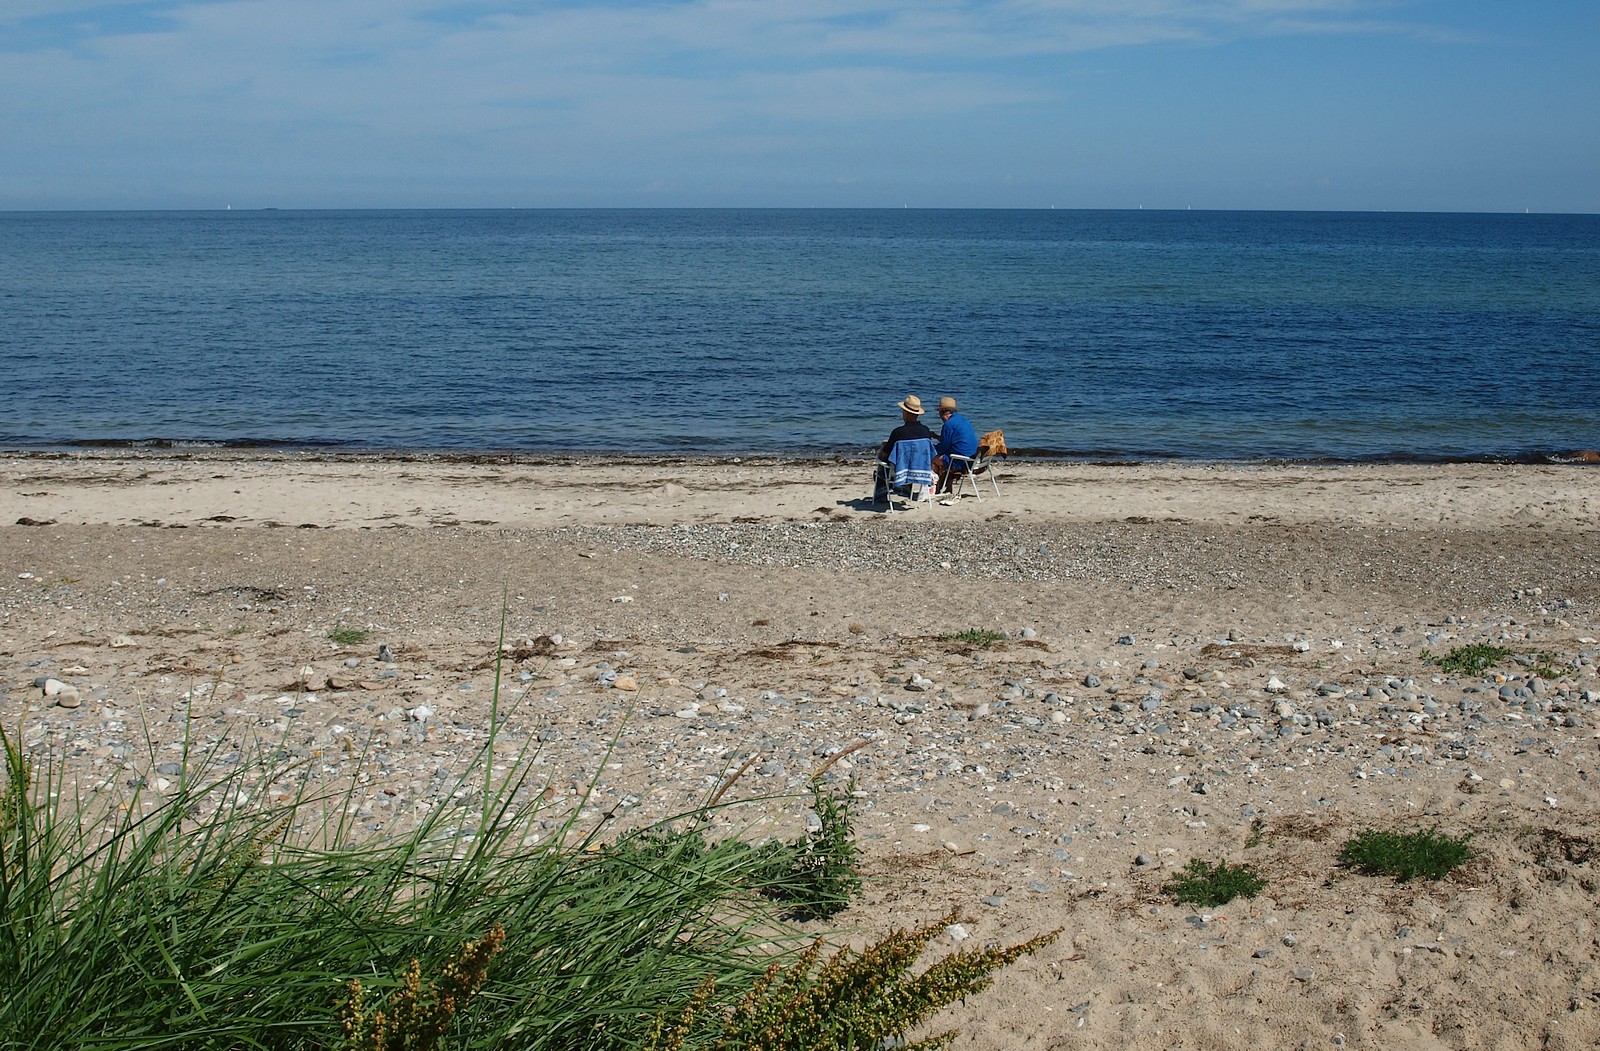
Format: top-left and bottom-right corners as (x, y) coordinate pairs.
(4, 518), (1600, 1049)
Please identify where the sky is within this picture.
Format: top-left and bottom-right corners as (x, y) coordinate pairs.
(1, 0), (1596, 211)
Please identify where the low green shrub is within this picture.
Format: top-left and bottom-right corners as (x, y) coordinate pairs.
(328, 624), (371, 645)
(756, 777), (862, 922)
(940, 629), (1006, 647)
(1163, 859), (1268, 908)
(1338, 827), (1473, 882)
(1526, 651), (1567, 680)
(1424, 643), (1513, 676)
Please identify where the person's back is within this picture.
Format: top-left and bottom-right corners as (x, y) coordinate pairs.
(932, 396), (979, 491)
(876, 395), (935, 499)
(937, 409), (978, 461)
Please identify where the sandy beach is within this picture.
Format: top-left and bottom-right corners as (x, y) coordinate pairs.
(4, 451), (1600, 1050)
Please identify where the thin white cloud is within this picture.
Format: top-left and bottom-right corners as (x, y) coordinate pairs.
(0, 0), (1524, 207)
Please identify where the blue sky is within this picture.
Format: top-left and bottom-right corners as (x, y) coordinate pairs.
(2, 0), (1595, 211)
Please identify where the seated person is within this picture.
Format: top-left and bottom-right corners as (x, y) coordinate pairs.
(932, 396), (979, 492)
(875, 395), (934, 499)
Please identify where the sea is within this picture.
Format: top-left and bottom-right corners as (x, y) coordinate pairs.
(2, 208), (1596, 462)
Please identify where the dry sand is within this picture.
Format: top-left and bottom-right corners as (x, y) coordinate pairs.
(4, 451), (1600, 1050)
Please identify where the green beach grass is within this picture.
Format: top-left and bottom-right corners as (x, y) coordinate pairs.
(1, 681), (1047, 1049)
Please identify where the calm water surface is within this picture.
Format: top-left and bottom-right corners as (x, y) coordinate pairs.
(2, 209), (1596, 460)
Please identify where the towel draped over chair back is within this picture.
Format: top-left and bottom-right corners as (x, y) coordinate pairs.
(888, 438), (936, 490)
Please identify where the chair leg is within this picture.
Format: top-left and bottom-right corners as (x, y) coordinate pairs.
(873, 465), (895, 510)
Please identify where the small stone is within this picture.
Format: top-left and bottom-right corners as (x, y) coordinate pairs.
(612, 674), (639, 692)
(54, 686), (82, 709)
(109, 635), (136, 648)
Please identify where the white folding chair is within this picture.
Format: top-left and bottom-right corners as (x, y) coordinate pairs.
(946, 450), (1002, 500)
(873, 438), (935, 511)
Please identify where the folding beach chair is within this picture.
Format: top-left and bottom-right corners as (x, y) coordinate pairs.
(873, 437), (936, 511)
(947, 429), (1005, 500)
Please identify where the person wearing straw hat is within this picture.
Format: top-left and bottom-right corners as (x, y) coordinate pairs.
(875, 395), (935, 500)
(932, 395), (978, 492)
(879, 394), (934, 461)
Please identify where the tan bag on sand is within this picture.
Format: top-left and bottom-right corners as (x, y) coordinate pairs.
(977, 429), (1007, 458)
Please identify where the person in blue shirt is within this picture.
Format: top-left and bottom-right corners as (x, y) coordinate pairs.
(933, 395), (978, 493)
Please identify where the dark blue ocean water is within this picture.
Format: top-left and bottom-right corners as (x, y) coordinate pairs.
(2, 209), (1597, 461)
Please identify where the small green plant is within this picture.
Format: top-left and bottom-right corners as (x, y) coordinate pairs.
(1163, 859), (1268, 908)
(1526, 651), (1566, 680)
(758, 777), (862, 922)
(941, 629), (1005, 648)
(328, 624), (370, 645)
(1424, 643), (1513, 676)
(1244, 817), (1266, 849)
(641, 912), (1061, 1051)
(1338, 827), (1473, 882)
